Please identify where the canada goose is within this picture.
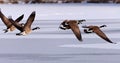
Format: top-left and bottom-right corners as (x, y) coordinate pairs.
(83, 25), (107, 33)
(82, 25), (116, 44)
(8, 11), (40, 36)
(59, 20), (86, 41)
(0, 9), (24, 33)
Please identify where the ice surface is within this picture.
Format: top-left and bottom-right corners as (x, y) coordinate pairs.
(0, 4), (120, 20)
(0, 4), (120, 63)
(60, 43), (120, 49)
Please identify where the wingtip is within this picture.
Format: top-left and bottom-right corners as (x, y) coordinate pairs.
(80, 40), (83, 41)
(78, 39), (83, 42)
(32, 11), (36, 14)
(18, 14), (24, 19)
(21, 14), (24, 17)
(77, 38), (83, 42)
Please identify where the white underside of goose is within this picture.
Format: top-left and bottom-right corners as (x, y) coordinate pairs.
(7, 28), (11, 32)
(60, 24), (66, 29)
(21, 31), (27, 36)
(20, 30), (32, 36)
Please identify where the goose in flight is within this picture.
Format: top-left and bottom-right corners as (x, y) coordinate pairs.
(59, 20), (86, 41)
(0, 9), (24, 33)
(82, 25), (116, 44)
(8, 11), (40, 36)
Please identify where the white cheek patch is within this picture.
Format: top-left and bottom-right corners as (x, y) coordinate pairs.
(65, 22), (68, 25)
(89, 30), (93, 32)
(60, 25), (64, 27)
(60, 24), (63, 27)
(60, 24), (66, 29)
(86, 28), (93, 32)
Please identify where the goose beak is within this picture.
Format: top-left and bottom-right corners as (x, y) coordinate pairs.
(78, 19), (86, 22)
(100, 25), (107, 28)
(103, 25), (107, 27)
(36, 27), (40, 29)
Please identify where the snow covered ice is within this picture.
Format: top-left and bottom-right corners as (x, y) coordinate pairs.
(0, 4), (120, 63)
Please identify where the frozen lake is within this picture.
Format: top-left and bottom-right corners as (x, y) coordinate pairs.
(0, 4), (120, 63)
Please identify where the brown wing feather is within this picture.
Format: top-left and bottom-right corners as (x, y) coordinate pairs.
(23, 11), (35, 30)
(0, 10), (11, 28)
(15, 14), (24, 22)
(8, 14), (24, 31)
(93, 28), (113, 43)
(8, 17), (23, 32)
(68, 22), (82, 41)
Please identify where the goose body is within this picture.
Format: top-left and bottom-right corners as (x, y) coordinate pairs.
(82, 25), (116, 44)
(0, 9), (24, 33)
(8, 11), (40, 36)
(59, 20), (85, 41)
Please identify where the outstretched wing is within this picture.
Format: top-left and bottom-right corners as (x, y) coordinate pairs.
(93, 28), (114, 43)
(23, 11), (36, 30)
(8, 17), (23, 32)
(15, 14), (24, 22)
(69, 22), (82, 41)
(0, 9), (11, 28)
(7, 14), (24, 30)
